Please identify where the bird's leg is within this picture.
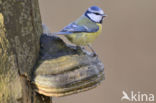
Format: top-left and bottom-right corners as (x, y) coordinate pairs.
(87, 44), (97, 56)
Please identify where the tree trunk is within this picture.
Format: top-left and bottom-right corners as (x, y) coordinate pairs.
(0, 0), (51, 103)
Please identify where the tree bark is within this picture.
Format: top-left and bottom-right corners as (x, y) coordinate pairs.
(0, 0), (51, 103)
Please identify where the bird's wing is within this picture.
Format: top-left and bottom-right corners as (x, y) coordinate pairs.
(54, 22), (99, 35)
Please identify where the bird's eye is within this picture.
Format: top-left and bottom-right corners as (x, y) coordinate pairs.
(94, 13), (100, 15)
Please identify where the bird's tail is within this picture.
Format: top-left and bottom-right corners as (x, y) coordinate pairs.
(42, 24), (58, 36)
(42, 24), (70, 36)
(42, 24), (51, 34)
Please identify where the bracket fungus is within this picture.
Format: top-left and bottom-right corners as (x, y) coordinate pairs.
(32, 34), (104, 97)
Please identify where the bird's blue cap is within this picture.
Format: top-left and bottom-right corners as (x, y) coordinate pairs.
(90, 6), (102, 11)
(85, 6), (107, 17)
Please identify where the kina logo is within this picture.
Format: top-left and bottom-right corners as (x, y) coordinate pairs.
(121, 90), (154, 102)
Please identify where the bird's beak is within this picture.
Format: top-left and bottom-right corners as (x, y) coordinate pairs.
(102, 14), (107, 17)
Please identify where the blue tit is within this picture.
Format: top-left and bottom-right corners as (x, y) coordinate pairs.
(55, 6), (107, 56)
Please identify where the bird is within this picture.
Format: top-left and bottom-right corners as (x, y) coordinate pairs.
(121, 91), (130, 101)
(54, 6), (107, 56)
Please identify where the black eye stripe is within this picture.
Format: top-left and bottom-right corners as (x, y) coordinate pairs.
(94, 13), (100, 15)
(85, 11), (103, 17)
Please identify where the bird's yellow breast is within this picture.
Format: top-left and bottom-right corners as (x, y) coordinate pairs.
(66, 23), (102, 46)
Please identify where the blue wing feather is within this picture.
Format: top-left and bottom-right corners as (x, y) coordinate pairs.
(55, 22), (99, 35)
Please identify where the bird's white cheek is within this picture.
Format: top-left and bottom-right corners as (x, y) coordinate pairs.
(87, 13), (102, 23)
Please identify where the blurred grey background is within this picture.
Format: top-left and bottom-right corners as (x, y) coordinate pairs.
(39, 0), (156, 103)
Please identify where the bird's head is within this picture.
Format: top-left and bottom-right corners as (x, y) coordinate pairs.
(85, 6), (107, 24)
